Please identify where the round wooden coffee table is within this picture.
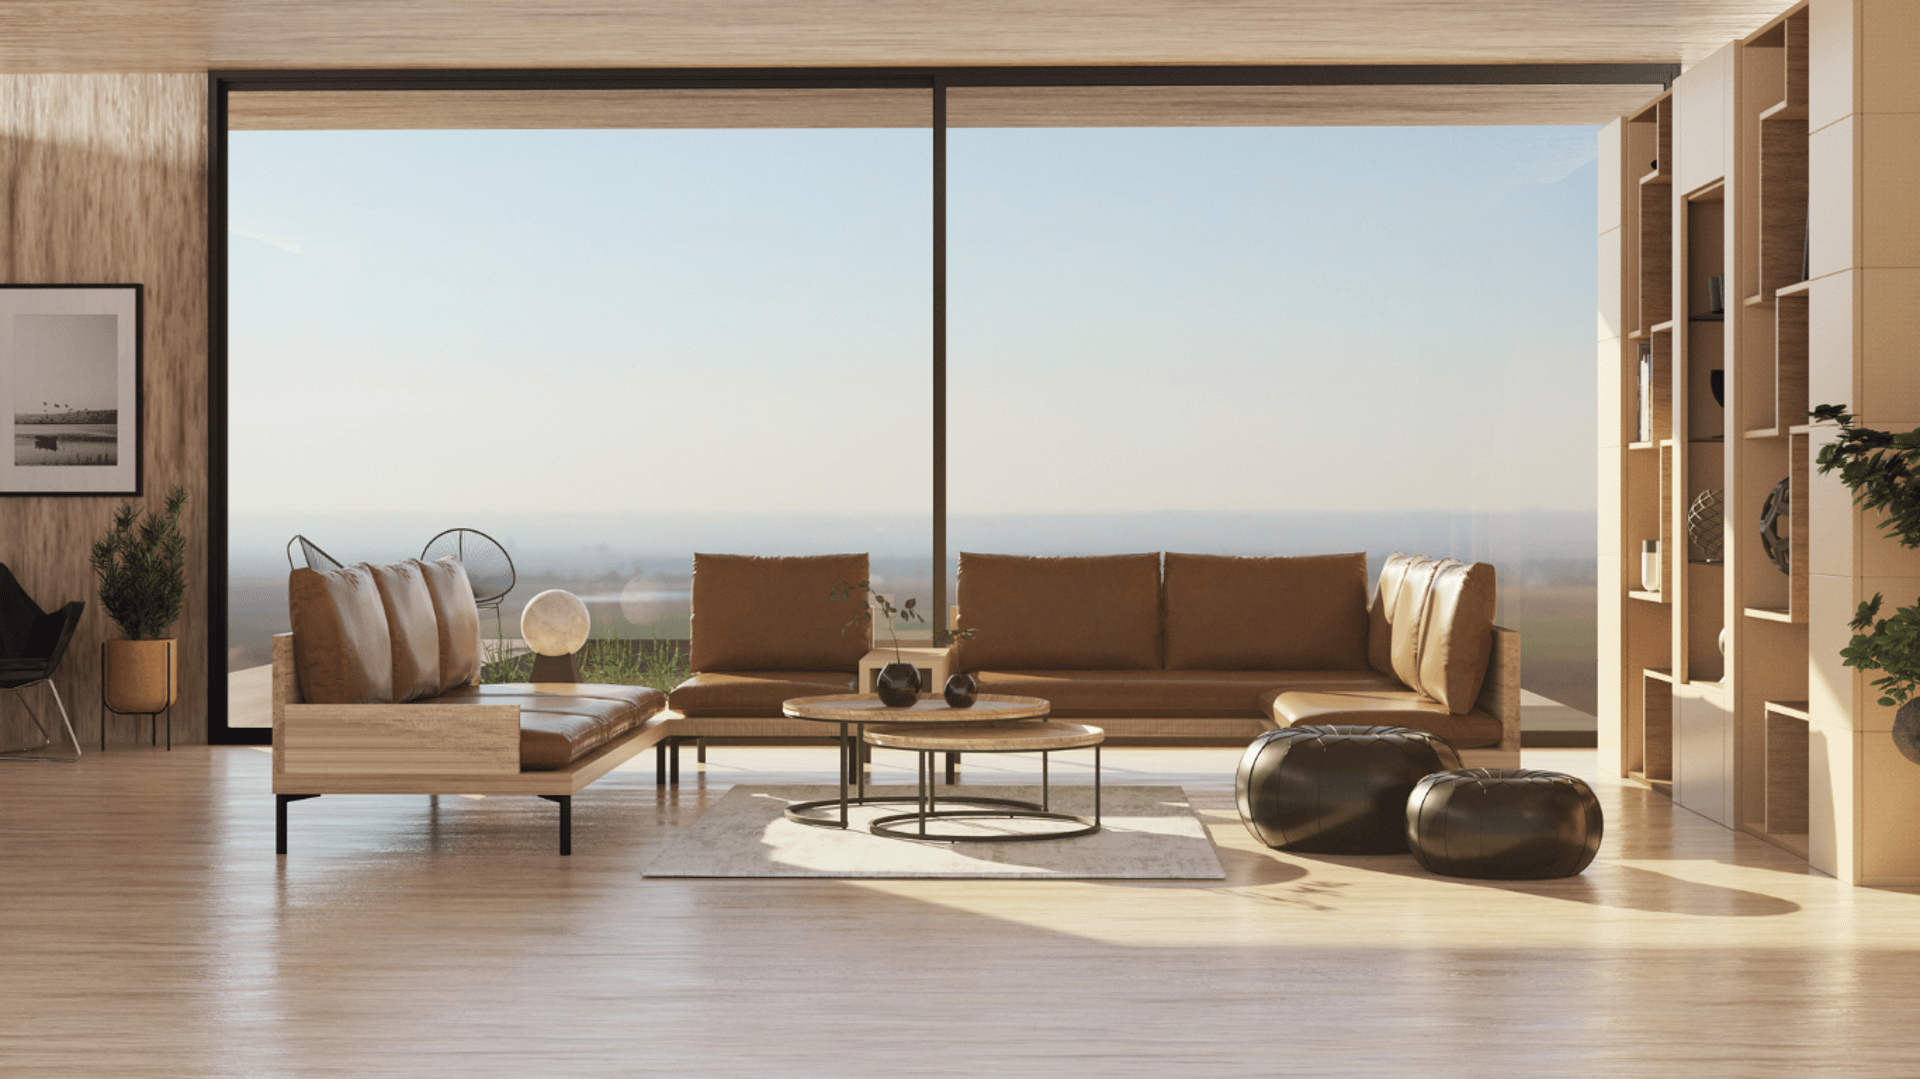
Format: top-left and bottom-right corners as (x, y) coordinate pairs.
(781, 693), (1052, 831)
(863, 721), (1104, 842)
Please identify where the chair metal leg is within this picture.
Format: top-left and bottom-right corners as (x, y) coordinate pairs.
(0, 680), (80, 762)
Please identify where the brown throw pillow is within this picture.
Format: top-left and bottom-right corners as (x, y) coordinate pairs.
(950, 552), (1162, 671)
(689, 553), (871, 672)
(420, 557), (483, 693)
(287, 564), (393, 705)
(369, 561), (443, 702)
(1417, 560), (1498, 714)
(1388, 556), (1446, 692)
(1163, 552), (1369, 670)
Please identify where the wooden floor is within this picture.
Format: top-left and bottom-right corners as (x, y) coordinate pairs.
(2, 744), (1915, 1078)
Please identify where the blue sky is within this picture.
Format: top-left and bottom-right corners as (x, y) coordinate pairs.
(228, 123), (1599, 531)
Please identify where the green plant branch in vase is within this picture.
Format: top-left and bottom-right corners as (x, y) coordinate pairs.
(1812, 404), (1920, 763)
(831, 580), (974, 706)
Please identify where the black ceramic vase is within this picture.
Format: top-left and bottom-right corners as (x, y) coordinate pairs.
(875, 661), (921, 707)
(1896, 700), (1920, 767)
(943, 673), (977, 709)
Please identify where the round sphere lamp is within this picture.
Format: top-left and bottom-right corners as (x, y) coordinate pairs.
(522, 589), (590, 683)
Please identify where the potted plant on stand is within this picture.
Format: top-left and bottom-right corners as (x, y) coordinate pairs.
(91, 486), (189, 744)
(1811, 405), (1920, 763)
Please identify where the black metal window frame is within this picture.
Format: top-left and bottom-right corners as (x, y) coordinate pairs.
(205, 62), (1678, 743)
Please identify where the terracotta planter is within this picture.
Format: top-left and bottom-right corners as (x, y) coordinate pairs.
(103, 638), (178, 715)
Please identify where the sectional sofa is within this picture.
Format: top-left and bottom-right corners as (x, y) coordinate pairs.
(662, 549), (1520, 772)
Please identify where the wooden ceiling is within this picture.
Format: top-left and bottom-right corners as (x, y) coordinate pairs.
(4, 1), (1799, 126)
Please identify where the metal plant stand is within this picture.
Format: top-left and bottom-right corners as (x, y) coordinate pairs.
(99, 640), (173, 750)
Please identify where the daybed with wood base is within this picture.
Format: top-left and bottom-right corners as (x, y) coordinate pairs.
(272, 557), (667, 854)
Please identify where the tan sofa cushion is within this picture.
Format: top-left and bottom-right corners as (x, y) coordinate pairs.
(370, 561), (442, 703)
(1163, 552), (1369, 670)
(668, 670), (858, 717)
(420, 556), (482, 693)
(287, 564), (393, 705)
(951, 552), (1162, 671)
(1418, 560), (1498, 714)
(1269, 687), (1503, 749)
(1368, 553), (1424, 677)
(689, 553), (870, 672)
(1386, 556), (1445, 690)
(972, 668), (1398, 719)
(427, 683), (667, 770)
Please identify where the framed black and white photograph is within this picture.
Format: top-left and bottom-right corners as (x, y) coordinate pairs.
(0, 284), (142, 495)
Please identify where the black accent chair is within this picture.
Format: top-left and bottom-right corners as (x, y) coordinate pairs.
(0, 564), (86, 762)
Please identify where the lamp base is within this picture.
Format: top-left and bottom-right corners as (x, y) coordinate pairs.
(530, 652), (580, 683)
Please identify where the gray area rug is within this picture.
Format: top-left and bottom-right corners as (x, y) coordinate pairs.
(643, 784), (1227, 879)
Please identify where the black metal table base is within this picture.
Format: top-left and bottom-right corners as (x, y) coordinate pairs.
(780, 718), (1048, 830)
(867, 743), (1102, 843)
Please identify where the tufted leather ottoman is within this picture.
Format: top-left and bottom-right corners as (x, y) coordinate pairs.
(1236, 724), (1462, 853)
(1406, 768), (1603, 879)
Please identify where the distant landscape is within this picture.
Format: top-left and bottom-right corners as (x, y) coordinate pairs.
(230, 509), (1598, 715)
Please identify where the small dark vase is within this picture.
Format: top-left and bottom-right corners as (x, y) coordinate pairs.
(943, 673), (977, 709)
(1895, 700), (1920, 767)
(875, 662), (921, 707)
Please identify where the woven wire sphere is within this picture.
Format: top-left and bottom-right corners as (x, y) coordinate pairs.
(1758, 477), (1791, 576)
(1686, 489), (1725, 563)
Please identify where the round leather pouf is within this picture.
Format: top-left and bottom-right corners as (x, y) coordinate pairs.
(1406, 768), (1603, 879)
(1236, 725), (1462, 854)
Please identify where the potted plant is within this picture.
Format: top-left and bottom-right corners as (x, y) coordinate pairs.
(1811, 405), (1920, 762)
(831, 580), (973, 707)
(91, 486), (189, 716)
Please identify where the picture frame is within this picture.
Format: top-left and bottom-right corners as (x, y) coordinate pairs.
(0, 284), (142, 495)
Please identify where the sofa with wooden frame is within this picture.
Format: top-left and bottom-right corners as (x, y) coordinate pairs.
(271, 557), (668, 855)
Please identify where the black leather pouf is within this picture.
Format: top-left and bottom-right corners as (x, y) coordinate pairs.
(1236, 725), (1462, 854)
(1406, 768), (1603, 879)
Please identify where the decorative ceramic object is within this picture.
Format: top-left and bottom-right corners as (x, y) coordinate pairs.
(1758, 476), (1791, 576)
(521, 589), (590, 656)
(1640, 540), (1661, 593)
(1710, 369), (1725, 408)
(942, 673), (977, 708)
(1895, 701), (1920, 766)
(876, 662), (920, 707)
(1637, 346), (1653, 442)
(1687, 489), (1725, 563)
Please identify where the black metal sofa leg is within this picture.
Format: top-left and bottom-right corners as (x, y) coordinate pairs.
(540, 794), (572, 855)
(276, 793), (320, 855)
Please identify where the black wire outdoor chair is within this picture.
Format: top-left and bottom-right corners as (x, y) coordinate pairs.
(0, 564), (86, 762)
(422, 528), (516, 643)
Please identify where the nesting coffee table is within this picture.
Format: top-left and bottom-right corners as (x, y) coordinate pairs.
(781, 693), (1103, 841)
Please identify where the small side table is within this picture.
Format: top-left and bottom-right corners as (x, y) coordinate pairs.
(863, 721), (1104, 842)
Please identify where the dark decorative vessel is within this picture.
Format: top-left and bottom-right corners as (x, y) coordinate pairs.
(1896, 700), (1920, 766)
(875, 662), (921, 707)
(942, 673), (977, 708)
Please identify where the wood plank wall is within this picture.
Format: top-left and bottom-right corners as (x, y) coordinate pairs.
(0, 74), (208, 749)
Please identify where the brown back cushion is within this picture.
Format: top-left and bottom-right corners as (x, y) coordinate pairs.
(287, 564), (393, 705)
(689, 553), (871, 672)
(420, 557), (483, 693)
(951, 552), (1162, 671)
(1418, 560), (1498, 714)
(370, 561), (442, 703)
(1163, 552), (1370, 670)
(1388, 556), (1446, 691)
(1368, 553), (1425, 677)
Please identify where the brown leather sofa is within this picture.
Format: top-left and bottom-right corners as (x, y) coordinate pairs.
(270, 557), (668, 854)
(951, 551), (1519, 763)
(656, 549), (1520, 775)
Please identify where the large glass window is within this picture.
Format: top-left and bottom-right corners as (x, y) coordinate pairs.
(948, 125), (1599, 716)
(227, 111), (932, 683)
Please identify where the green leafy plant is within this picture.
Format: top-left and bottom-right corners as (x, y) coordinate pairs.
(831, 579), (973, 662)
(90, 486), (189, 640)
(1813, 404), (1920, 704)
(1843, 595), (1920, 706)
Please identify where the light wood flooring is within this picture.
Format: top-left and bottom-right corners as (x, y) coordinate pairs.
(2, 743), (1915, 1077)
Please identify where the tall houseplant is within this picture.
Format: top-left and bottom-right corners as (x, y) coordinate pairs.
(91, 486), (189, 716)
(1811, 405), (1920, 762)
